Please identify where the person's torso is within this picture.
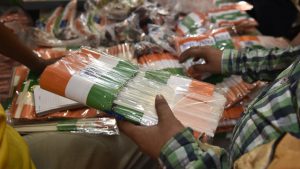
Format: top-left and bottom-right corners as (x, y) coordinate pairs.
(230, 58), (300, 162)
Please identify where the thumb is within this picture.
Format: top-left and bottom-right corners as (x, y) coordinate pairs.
(155, 95), (175, 123)
(117, 120), (142, 139)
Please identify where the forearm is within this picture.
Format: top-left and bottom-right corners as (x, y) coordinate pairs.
(159, 128), (229, 169)
(0, 23), (45, 72)
(221, 47), (300, 83)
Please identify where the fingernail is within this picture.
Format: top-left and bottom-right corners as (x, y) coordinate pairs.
(156, 94), (163, 99)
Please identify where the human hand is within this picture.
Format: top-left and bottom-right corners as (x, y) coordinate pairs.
(118, 95), (184, 159)
(179, 46), (222, 75)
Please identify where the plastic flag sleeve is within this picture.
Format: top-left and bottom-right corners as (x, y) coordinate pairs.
(232, 36), (290, 49)
(13, 118), (119, 135)
(208, 7), (257, 28)
(215, 75), (256, 108)
(176, 12), (208, 36)
(138, 53), (185, 76)
(40, 47), (227, 136)
(102, 43), (137, 64)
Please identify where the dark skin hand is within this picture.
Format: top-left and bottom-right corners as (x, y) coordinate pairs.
(0, 22), (60, 74)
(179, 46), (223, 76)
(118, 95), (184, 159)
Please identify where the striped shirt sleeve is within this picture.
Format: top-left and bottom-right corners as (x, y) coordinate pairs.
(221, 46), (300, 83)
(159, 128), (229, 169)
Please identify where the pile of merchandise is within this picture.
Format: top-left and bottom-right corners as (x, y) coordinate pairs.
(1, 0), (291, 137)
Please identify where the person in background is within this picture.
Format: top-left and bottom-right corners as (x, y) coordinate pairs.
(119, 44), (300, 168)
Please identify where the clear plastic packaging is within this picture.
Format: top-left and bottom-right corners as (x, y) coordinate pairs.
(176, 12), (208, 36)
(6, 62), (118, 135)
(133, 41), (164, 58)
(138, 53), (185, 75)
(102, 43), (137, 64)
(147, 24), (177, 54)
(34, 47), (70, 60)
(40, 47), (227, 136)
(208, 7), (258, 29)
(215, 75), (257, 108)
(233, 36), (290, 49)
(54, 0), (78, 40)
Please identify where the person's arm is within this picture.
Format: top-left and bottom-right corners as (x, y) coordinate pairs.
(118, 95), (230, 169)
(222, 47), (300, 82)
(179, 46), (300, 83)
(0, 23), (57, 74)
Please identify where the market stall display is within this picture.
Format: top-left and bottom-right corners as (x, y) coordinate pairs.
(0, 0), (292, 137)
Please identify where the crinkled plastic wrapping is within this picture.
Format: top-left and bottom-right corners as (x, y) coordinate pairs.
(176, 12), (208, 36)
(138, 53), (185, 75)
(133, 41), (164, 57)
(148, 24), (177, 54)
(104, 14), (144, 44)
(33, 0), (97, 47)
(6, 65), (119, 135)
(233, 36), (290, 49)
(34, 47), (70, 60)
(215, 75), (257, 108)
(208, 7), (258, 29)
(13, 118), (119, 135)
(175, 27), (234, 77)
(102, 43), (137, 64)
(40, 47), (227, 136)
(157, 0), (216, 13)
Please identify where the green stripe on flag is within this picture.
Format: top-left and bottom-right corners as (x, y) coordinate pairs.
(162, 68), (186, 76)
(57, 119), (78, 131)
(113, 105), (143, 124)
(145, 70), (172, 84)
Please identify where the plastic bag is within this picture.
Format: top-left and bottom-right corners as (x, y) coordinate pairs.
(148, 24), (177, 54)
(233, 36), (290, 49)
(208, 8), (258, 29)
(138, 53), (185, 75)
(176, 12), (208, 36)
(54, 0), (78, 40)
(102, 43), (137, 64)
(40, 47), (226, 136)
(34, 47), (69, 60)
(104, 14), (144, 45)
(133, 41), (164, 57)
(13, 117), (119, 135)
(158, 0), (216, 13)
(215, 75), (256, 108)
(211, 27), (235, 50)
(6, 58), (118, 135)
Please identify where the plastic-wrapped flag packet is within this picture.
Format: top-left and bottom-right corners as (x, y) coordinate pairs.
(138, 53), (185, 75)
(40, 47), (227, 136)
(102, 43), (137, 64)
(176, 12), (208, 36)
(54, 0), (78, 40)
(9, 77), (103, 120)
(215, 75), (256, 108)
(211, 27), (234, 50)
(208, 7), (257, 29)
(13, 117), (119, 135)
(233, 35), (290, 49)
(148, 24), (177, 54)
(34, 47), (70, 60)
(175, 34), (216, 76)
(43, 6), (64, 37)
(133, 41), (164, 57)
(214, 0), (253, 11)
